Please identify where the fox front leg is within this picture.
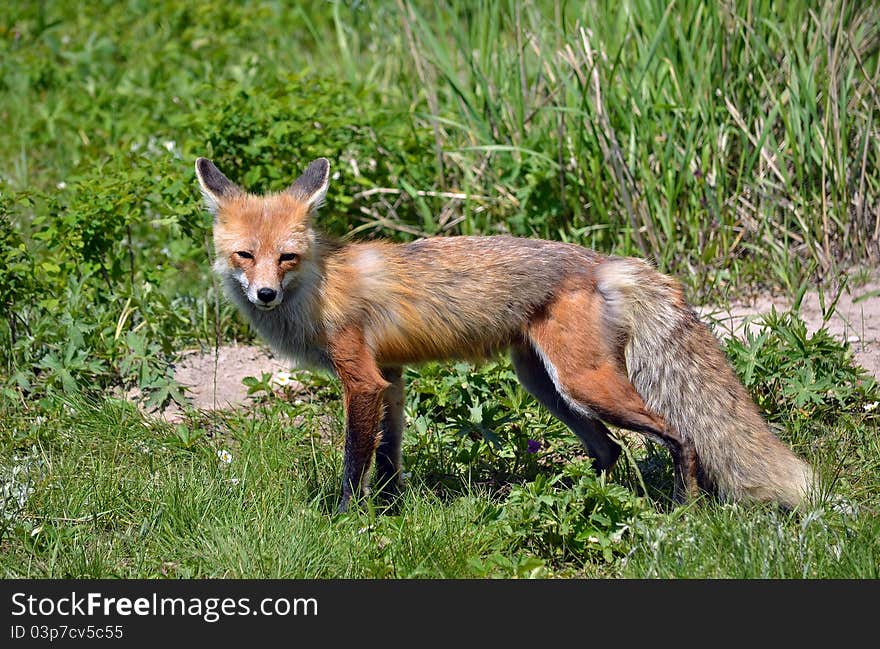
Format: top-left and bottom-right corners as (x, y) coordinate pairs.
(329, 328), (391, 512)
(375, 366), (405, 500)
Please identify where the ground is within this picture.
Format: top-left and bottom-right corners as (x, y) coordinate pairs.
(701, 272), (880, 378)
(158, 272), (880, 419)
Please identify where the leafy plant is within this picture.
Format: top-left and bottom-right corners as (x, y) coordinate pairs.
(725, 310), (878, 424)
(403, 360), (567, 489)
(242, 372), (275, 399)
(179, 76), (433, 239)
(0, 196), (35, 322)
(497, 461), (649, 563)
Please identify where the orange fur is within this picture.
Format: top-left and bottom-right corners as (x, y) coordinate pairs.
(196, 157), (816, 512)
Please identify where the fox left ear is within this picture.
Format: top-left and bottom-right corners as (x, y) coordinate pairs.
(288, 158), (330, 211)
(195, 157), (243, 218)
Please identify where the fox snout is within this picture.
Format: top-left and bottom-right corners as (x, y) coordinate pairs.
(257, 287), (277, 304)
(225, 259), (305, 311)
(247, 281), (283, 310)
(229, 266), (284, 310)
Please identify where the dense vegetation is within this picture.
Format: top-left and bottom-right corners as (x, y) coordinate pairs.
(1, 0), (878, 577)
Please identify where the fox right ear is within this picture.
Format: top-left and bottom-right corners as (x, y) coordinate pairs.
(195, 158), (243, 217)
(288, 158), (330, 212)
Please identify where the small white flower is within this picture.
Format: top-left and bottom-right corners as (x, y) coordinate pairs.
(162, 140), (176, 152)
(864, 401), (878, 412)
(217, 449), (233, 464)
(56, 181), (67, 189)
(587, 536), (600, 544)
(271, 371), (292, 388)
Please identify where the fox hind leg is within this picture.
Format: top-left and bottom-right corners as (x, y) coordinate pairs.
(526, 289), (701, 503)
(511, 343), (621, 471)
(546, 352), (700, 504)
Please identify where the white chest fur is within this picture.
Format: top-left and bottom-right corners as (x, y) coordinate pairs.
(220, 272), (332, 371)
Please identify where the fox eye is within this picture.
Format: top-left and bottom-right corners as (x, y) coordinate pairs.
(279, 253), (298, 263)
(234, 251), (254, 260)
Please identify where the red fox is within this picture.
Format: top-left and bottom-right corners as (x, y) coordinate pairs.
(196, 156), (815, 512)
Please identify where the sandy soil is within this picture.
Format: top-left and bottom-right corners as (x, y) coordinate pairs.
(699, 274), (880, 378)
(154, 273), (880, 420)
(152, 344), (304, 422)
(173, 344), (302, 408)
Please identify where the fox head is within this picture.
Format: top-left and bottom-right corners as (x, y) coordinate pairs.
(195, 157), (329, 311)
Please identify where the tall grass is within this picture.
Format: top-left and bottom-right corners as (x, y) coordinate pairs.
(3, 1), (877, 293)
(385, 0), (879, 294)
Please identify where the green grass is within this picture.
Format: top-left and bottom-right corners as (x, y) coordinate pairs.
(1, 0), (879, 577)
(0, 396), (506, 578)
(2, 313), (878, 578)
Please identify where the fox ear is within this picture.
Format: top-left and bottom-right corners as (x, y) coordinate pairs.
(288, 158), (330, 211)
(195, 158), (243, 217)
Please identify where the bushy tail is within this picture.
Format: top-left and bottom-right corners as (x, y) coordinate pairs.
(596, 257), (815, 508)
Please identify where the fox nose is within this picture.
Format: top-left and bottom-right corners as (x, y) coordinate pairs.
(257, 288), (277, 303)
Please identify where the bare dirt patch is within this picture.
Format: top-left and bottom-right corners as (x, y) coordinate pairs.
(156, 272), (880, 418)
(152, 344), (302, 422)
(698, 273), (880, 379)
(174, 344), (301, 408)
